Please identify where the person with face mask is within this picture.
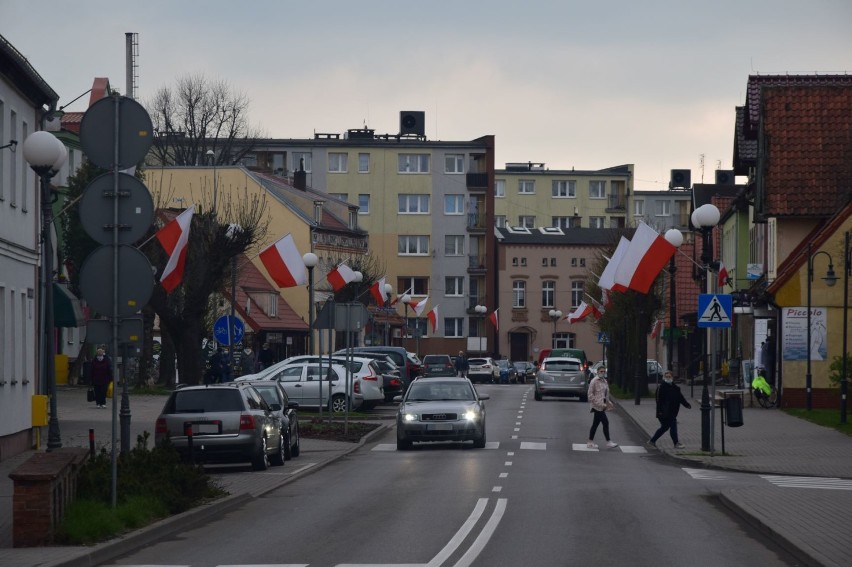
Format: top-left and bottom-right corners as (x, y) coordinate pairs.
(90, 347), (113, 408)
(648, 370), (691, 449)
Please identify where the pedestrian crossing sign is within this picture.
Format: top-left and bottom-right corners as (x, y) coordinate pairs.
(697, 294), (732, 328)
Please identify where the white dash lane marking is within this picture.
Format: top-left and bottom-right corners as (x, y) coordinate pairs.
(520, 441), (546, 450)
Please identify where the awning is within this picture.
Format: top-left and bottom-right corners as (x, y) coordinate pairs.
(53, 283), (85, 328)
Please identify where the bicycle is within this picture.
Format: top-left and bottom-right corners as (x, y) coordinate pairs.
(754, 386), (778, 408)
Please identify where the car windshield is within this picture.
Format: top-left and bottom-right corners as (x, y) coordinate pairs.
(544, 361), (581, 371)
(406, 381), (473, 401)
(172, 389), (243, 413)
(469, 358), (488, 365)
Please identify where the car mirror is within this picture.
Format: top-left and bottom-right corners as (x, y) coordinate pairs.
(393, 395), (403, 403)
(477, 394), (490, 400)
(269, 403), (282, 411)
(288, 401), (299, 409)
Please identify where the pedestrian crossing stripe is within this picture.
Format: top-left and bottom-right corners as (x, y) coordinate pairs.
(373, 443), (647, 453)
(761, 475), (852, 490)
(697, 294), (732, 328)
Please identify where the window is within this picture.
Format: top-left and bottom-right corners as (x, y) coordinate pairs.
(495, 215), (507, 227)
(399, 194), (430, 214)
(589, 216), (605, 228)
(551, 258), (557, 267)
(328, 152), (348, 173)
(329, 192), (348, 202)
(519, 180), (535, 194)
(589, 180), (605, 198)
(513, 281), (526, 308)
(445, 235), (464, 256)
(571, 258), (577, 267)
(398, 235), (430, 255)
(579, 258), (585, 267)
(512, 257), (518, 267)
(293, 152), (311, 173)
(552, 216), (571, 229)
(445, 276), (464, 296)
(397, 277), (429, 295)
(571, 281), (584, 307)
(634, 199), (645, 216)
(444, 318), (463, 337)
(445, 154), (464, 173)
(552, 180), (576, 198)
(358, 153), (370, 173)
(495, 179), (506, 198)
(542, 281), (555, 308)
(520, 258), (527, 266)
(655, 200), (671, 216)
(398, 153), (430, 173)
(267, 292), (278, 317)
(444, 194), (464, 214)
(358, 194), (370, 214)
(519, 216), (535, 228)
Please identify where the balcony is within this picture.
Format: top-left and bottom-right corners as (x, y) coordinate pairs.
(606, 194), (626, 212)
(466, 172), (488, 191)
(468, 254), (487, 273)
(466, 212), (486, 232)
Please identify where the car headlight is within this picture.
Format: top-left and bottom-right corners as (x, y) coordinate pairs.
(403, 413), (418, 422)
(463, 408), (481, 421)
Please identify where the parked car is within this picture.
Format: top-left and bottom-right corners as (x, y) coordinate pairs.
(467, 357), (498, 384)
(342, 346), (420, 388)
(421, 354), (457, 377)
(495, 359), (518, 384)
(535, 357), (589, 401)
(395, 377), (489, 450)
(513, 361), (536, 384)
(240, 380), (300, 459)
(154, 383), (286, 470)
(252, 362), (369, 413)
(263, 355), (385, 409)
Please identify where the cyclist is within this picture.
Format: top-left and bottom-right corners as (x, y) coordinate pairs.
(752, 367), (772, 403)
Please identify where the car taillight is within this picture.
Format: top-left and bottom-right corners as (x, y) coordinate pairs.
(239, 414), (255, 430)
(354, 380), (361, 394)
(155, 418), (167, 434)
(390, 378), (401, 387)
(364, 369), (378, 381)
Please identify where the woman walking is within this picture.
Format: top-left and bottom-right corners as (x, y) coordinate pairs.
(90, 347), (113, 408)
(587, 366), (618, 449)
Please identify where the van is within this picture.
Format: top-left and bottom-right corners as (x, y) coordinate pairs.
(336, 346), (420, 388)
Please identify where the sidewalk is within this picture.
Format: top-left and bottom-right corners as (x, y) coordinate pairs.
(2, 385), (852, 567)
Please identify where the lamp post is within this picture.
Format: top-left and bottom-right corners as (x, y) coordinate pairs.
(664, 229), (684, 375)
(302, 252), (318, 355)
(691, 203), (720, 452)
(384, 283), (393, 346)
(24, 131), (68, 451)
(475, 304), (487, 354)
(842, 232), (850, 424)
(401, 294), (411, 350)
(806, 242), (837, 411)
(225, 224), (243, 378)
(548, 309), (563, 348)
(206, 149), (217, 214)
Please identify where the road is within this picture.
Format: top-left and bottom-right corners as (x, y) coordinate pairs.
(102, 384), (798, 566)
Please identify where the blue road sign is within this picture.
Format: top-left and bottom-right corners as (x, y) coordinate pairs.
(697, 294), (732, 328)
(597, 332), (610, 344)
(214, 315), (245, 345)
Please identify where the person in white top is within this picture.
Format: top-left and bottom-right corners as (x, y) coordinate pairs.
(586, 366), (618, 449)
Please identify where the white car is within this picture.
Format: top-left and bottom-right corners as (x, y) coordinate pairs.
(467, 357), (499, 384)
(241, 362), (361, 413)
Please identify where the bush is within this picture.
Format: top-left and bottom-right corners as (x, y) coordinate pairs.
(828, 353), (852, 388)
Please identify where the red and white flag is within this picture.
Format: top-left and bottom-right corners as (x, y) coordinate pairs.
(651, 318), (664, 339)
(370, 276), (389, 304)
(590, 299), (605, 320)
(427, 306), (439, 333)
(390, 286), (413, 306)
(259, 234), (307, 288)
(156, 206), (195, 294)
(327, 263), (356, 292)
(410, 296), (429, 317)
(599, 237), (631, 293)
(718, 261), (729, 288)
(614, 222), (677, 294)
(567, 301), (593, 324)
(488, 308), (499, 331)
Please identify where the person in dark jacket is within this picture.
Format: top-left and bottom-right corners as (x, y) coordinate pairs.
(90, 348), (113, 408)
(648, 370), (691, 448)
(257, 342), (274, 371)
(455, 351), (470, 378)
(206, 348), (225, 384)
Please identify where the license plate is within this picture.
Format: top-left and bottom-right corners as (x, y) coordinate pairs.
(190, 421), (221, 435)
(427, 423), (453, 431)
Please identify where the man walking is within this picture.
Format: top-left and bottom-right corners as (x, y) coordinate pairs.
(455, 351), (469, 378)
(649, 370), (691, 448)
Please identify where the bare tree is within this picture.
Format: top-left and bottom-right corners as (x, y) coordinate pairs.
(146, 73), (265, 167)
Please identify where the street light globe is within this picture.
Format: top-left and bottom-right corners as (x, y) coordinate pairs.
(693, 203), (720, 228)
(23, 131), (65, 173)
(302, 252), (318, 268)
(664, 228), (684, 248)
(384, 283), (393, 295)
(401, 293), (411, 305)
(353, 271), (363, 283)
(475, 304), (487, 315)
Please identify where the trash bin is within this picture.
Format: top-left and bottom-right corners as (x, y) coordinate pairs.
(725, 396), (744, 427)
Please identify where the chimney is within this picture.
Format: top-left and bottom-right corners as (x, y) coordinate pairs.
(294, 157), (307, 190)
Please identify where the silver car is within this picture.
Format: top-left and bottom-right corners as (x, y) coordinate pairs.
(154, 383), (286, 470)
(535, 357), (588, 401)
(395, 377), (489, 450)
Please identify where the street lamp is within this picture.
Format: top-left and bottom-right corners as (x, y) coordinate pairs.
(806, 242), (837, 411)
(401, 293), (411, 349)
(664, 229), (684, 376)
(548, 309), (563, 348)
(842, 232), (850, 424)
(206, 149), (217, 213)
(692, 203), (720, 452)
(302, 252), (318, 355)
(24, 131), (68, 451)
(384, 283), (393, 346)
(475, 304), (487, 354)
(226, 224), (243, 378)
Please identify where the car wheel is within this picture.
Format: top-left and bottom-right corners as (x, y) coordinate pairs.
(252, 436), (270, 471)
(271, 431), (286, 466)
(291, 424), (300, 458)
(283, 428), (293, 461)
(397, 436), (412, 451)
(534, 390), (543, 401)
(330, 394), (348, 413)
(473, 429), (486, 449)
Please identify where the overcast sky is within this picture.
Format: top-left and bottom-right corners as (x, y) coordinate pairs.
(3, 0), (851, 189)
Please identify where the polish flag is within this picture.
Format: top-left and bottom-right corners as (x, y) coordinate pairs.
(259, 234), (307, 288)
(567, 301), (593, 324)
(651, 318), (663, 339)
(614, 222), (677, 294)
(370, 277), (389, 304)
(488, 309), (499, 331)
(328, 263), (356, 292)
(391, 286), (413, 306)
(427, 306), (439, 333)
(718, 261), (729, 288)
(591, 299), (605, 320)
(156, 206), (194, 294)
(410, 296), (429, 317)
(599, 237), (631, 293)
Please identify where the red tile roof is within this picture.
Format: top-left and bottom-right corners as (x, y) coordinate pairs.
(61, 111), (83, 135)
(231, 254), (308, 332)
